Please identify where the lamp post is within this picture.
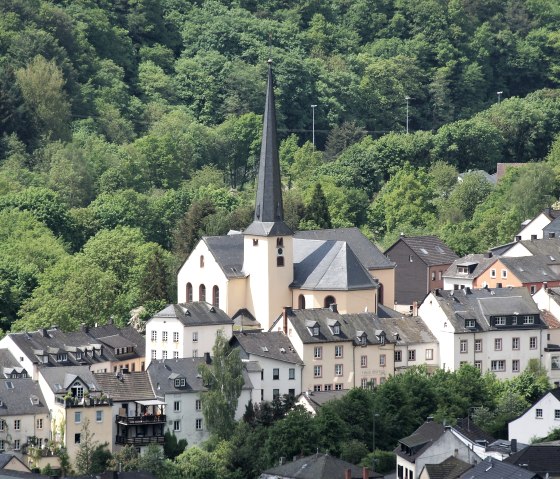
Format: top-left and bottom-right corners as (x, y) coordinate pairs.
(497, 91), (503, 104)
(311, 104), (317, 148)
(372, 412), (379, 474)
(405, 96), (411, 134)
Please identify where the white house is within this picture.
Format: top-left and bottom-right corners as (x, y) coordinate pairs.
(508, 388), (560, 443)
(514, 208), (560, 241)
(442, 254), (496, 291)
(145, 302), (233, 367)
(418, 287), (547, 378)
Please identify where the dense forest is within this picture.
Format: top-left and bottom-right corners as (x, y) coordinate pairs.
(2, 0), (560, 334)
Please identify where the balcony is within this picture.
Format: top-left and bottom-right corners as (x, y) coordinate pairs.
(116, 415), (166, 425)
(116, 435), (165, 445)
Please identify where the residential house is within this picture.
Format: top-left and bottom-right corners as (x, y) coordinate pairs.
(532, 289), (560, 383)
(294, 228), (396, 307)
(145, 302), (234, 367)
(296, 390), (347, 415)
(0, 378), (50, 469)
(231, 331), (303, 402)
(272, 306), (395, 392)
(0, 324), (145, 380)
(93, 371), (165, 453)
(509, 388), (560, 444)
(458, 457), (540, 479)
(385, 234), (458, 313)
(514, 207), (560, 242)
(457, 170), (497, 185)
(259, 453), (381, 479)
(176, 62), (379, 331)
(395, 420), (481, 479)
(503, 238), (560, 258)
(418, 287), (547, 378)
(443, 254), (497, 291)
(0, 453), (32, 472)
(504, 442), (560, 478)
(36, 366), (113, 467)
(418, 456), (472, 479)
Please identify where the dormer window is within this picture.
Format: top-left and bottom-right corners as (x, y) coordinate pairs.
(174, 378), (186, 388)
(76, 351), (82, 360)
(57, 353), (68, 362)
(494, 316), (506, 326)
(313, 327), (319, 336)
(523, 315), (535, 324)
(465, 319), (475, 328)
(457, 266), (469, 274)
(333, 325), (340, 335)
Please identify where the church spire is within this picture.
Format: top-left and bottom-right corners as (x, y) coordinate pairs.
(244, 59), (292, 237)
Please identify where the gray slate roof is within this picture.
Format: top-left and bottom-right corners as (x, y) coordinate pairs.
(294, 228), (395, 270)
(375, 316), (437, 345)
(443, 254), (497, 279)
(395, 421), (445, 461)
(93, 372), (155, 402)
(151, 302), (233, 327)
(423, 456), (472, 479)
(386, 235), (458, 266)
(429, 287), (544, 333)
(461, 457), (539, 479)
(504, 442), (560, 476)
(261, 453), (381, 479)
(232, 331), (303, 365)
(297, 389), (347, 413)
(203, 234), (245, 279)
(7, 324), (144, 367)
(499, 255), (560, 283)
(39, 365), (102, 395)
(0, 350), (20, 371)
(0, 378), (48, 416)
(511, 238), (560, 257)
(292, 239), (378, 290)
(284, 308), (392, 345)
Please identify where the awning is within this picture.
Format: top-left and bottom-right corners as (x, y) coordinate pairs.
(135, 399), (166, 406)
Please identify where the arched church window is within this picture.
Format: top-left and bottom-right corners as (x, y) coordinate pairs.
(298, 294), (306, 309)
(199, 284), (206, 302)
(186, 283), (193, 302)
(212, 286), (219, 308)
(324, 295), (336, 308)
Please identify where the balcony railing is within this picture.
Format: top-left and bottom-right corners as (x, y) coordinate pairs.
(116, 415), (166, 425)
(115, 435), (165, 445)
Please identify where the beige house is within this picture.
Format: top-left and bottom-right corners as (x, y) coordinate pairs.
(272, 306), (395, 392)
(176, 62), (379, 331)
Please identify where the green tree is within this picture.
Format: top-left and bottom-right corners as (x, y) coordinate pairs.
(75, 419), (98, 474)
(163, 431), (187, 459)
(304, 183), (332, 229)
(198, 331), (244, 440)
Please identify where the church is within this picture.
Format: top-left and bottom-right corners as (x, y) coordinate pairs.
(176, 61), (395, 331)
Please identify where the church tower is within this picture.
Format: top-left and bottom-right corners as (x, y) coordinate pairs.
(243, 60), (294, 329)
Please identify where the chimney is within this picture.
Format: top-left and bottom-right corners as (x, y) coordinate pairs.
(426, 416), (433, 422)
(511, 438), (517, 453)
(344, 469), (352, 479)
(329, 303), (338, 313)
(484, 252), (492, 258)
(81, 323), (89, 334)
(282, 306), (291, 334)
(362, 467), (369, 479)
(204, 352), (211, 364)
(40, 328), (48, 338)
(454, 448), (458, 457)
(412, 301), (418, 316)
(515, 235), (521, 242)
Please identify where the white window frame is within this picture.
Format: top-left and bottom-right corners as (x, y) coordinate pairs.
(335, 364), (343, 376)
(425, 349), (434, 360)
(314, 365), (322, 378)
(460, 340), (468, 353)
(173, 332), (179, 342)
(96, 410), (103, 423)
(512, 337), (520, 350)
(162, 331), (168, 342)
(335, 345), (343, 358)
(195, 418), (203, 430)
(494, 338), (502, 351)
(491, 360), (505, 372)
(530, 337), (537, 349)
(536, 408), (543, 419)
(151, 331), (157, 341)
(314, 346), (322, 359)
(173, 420), (181, 432)
(192, 332), (198, 342)
(174, 401), (180, 412)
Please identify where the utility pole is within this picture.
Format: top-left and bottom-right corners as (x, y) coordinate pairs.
(311, 104), (317, 148)
(497, 91), (503, 104)
(405, 96), (411, 134)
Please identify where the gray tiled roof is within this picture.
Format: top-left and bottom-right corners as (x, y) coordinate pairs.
(93, 372), (155, 402)
(203, 234), (245, 279)
(461, 457), (538, 479)
(261, 453), (381, 479)
(292, 239), (378, 290)
(151, 302), (233, 327)
(0, 469), (48, 479)
(453, 417), (496, 445)
(499, 255), (560, 283)
(504, 441), (560, 476)
(395, 421), (445, 461)
(511, 238), (560, 257)
(232, 331), (303, 364)
(297, 390), (347, 413)
(39, 366), (102, 395)
(285, 309), (391, 345)
(443, 254), (497, 280)
(294, 228), (395, 270)
(375, 316), (437, 345)
(0, 378), (48, 416)
(429, 287), (544, 333)
(387, 235), (458, 266)
(423, 456), (472, 479)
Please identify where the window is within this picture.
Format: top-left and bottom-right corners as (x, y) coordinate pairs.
(335, 345), (343, 358)
(475, 339), (482, 352)
(409, 255), (413, 262)
(173, 332), (179, 343)
(408, 350), (416, 361)
(75, 433), (81, 444)
(555, 409), (560, 420)
(162, 331), (168, 342)
(438, 271), (442, 280)
(460, 340), (468, 353)
(395, 350), (402, 362)
(162, 351), (168, 359)
(196, 419), (202, 430)
(151, 331), (157, 341)
(289, 389), (295, 397)
(490, 269), (496, 278)
(298, 294), (306, 309)
(0, 440), (3, 451)
(426, 349), (433, 360)
(324, 384), (332, 391)
(37, 419), (43, 429)
(192, 332), (198, 342)
(335, 364), (343, 376)
(74, 412), (81, 424)
(0, 420), (4, 431)
(465, 319), (476, 328)
(334, 384), (342, 391)
(174, 401), (180, 412)
(96, 410), (103, 422)
(314, 365), (322, 378)
(273, 368), (279, 380)
(494, 338), (502, 351)
(212, 285), (219, 307)
(491, 360), (505, 371)
(431, 272), (435, 281)
(512, 316), (518, 325)
(57, 353), (68, 362)
(361, 378), (369, 388)
(536, 408), (543, 419)
(512, 360), (520, 373)
(199, 284), (206, 302)
(474, 360), (482, 371)
(314, 346), (322, 359)
(312, 326), (319, 336)
(531, 285), (537, 294)
(273, 389), (280, 399)
(196, 399), (202, 411)
(277, 256), (285, 267)
(14, 440), (20, 451)
(193, 349), (198, 357)
(314, 385), (322, 392)
(186, 282), (193, 302)
(289, 368), (295, 380)
(512, 337), (520, 350)
(324, 295), (336, 308)
(361, 355), (367, 368)
(151, 350), (156, 359)
(253, 238), (258, 246)
(495, 316), (506, 326)
(380, 354), (386, 366)
(333, 325), (340, 335)
(200, 255), (204, 268)
(501, 269), (507, 279)
(523, 315), (535, 325)
(530, 337), (538, 349)
(173, 420), (181, 432)
(14, 419), (20, 430)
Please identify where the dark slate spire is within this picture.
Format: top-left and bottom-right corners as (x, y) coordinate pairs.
(244, 60), (293, 237)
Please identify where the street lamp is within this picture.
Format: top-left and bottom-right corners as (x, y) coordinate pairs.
(372, 412), (379, 474)
(311, 104), (317, 148)
(405, 96), (411, 134)
(497, 91), (503, 104)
